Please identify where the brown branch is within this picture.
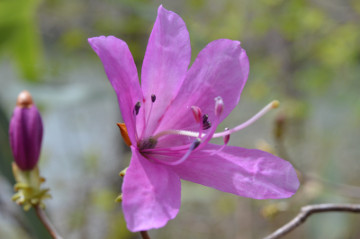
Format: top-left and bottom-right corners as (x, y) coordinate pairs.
(263, 203), (360, 239)
(34, 206), (63, 239)
(140, 230), (151, 239)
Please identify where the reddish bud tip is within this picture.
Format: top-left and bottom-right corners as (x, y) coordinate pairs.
(9, 91), (43, 171)
(16, 91), (33, 108)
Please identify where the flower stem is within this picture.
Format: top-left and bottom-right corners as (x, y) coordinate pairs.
(140, 231), (151, 239)
(34, 206), (63, 239)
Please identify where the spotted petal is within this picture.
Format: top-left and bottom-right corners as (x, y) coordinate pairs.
(122, 147), (181, 232)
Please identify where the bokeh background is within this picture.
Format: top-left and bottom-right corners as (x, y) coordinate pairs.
(1, 0), (360, 238)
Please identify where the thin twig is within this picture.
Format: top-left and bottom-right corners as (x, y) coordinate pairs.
(263, 203), (360, 239)
(34, 206), (63, 239)
(140, 230), (151, 239)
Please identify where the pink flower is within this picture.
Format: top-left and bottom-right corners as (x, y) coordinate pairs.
(9, 91), (43, 171)
(89, 5), (299, 232)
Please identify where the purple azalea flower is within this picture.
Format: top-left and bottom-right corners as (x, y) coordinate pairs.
(89, 5), (299, 232)
(9, 91), (43, 171)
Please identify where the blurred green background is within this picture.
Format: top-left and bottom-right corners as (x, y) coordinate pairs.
(0, 0), (360, 238)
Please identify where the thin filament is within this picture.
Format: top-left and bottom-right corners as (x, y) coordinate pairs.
(146, 139), (200, 166)
(140, 101), (154, 139)
(212, 100), (279, 138)
(152, 100), (279, 140)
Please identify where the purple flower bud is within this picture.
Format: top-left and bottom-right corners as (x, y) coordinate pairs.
(9, 91), (43, 171)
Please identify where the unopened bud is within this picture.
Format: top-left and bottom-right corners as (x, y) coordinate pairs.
(9, 91), (43, 171)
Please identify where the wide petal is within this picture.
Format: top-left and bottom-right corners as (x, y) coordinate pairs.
(88, 36), (142, 144)
(122, 147), (181, 232)
(169, 144), (299, 199)
(139, 5), (191, 138)
(154, 39), (249, 139)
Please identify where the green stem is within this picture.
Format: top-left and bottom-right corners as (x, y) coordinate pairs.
(34, 206), (63, 239)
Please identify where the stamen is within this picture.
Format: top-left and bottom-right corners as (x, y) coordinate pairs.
(151, 94), (156, 103)
(141, 94), (156, 139)
(191, 106), (204, 137)
(213, 100), (280, 138)
(152, 100), (279, 142)
(196, 99), (223, 150)
(210, 128), (230, 155)
(223, 128), (230, 144)
(133, 101), (141, 116)
(214, 96), (224, 116)
(191, 106), (202, 123)
(149, 138), (201, 166)
(202, 114), (211, 130)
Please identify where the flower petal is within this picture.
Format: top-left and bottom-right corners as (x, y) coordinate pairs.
(88, 36), (142, 144)
(122, 147), (181, 232)
(140, 5), (191, 137)
(155, 39), (249, 137)
(169, 144), (299, 199)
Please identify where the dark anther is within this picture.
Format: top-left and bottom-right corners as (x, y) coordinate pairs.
(202, 114), (211, 130)
(151, 94), (156, 103)
(133, 102), (141, 115)
(191, 138), (201, 150)
(138, 137), (158, 150)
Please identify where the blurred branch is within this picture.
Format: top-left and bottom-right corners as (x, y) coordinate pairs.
(263, 203), (360, 239)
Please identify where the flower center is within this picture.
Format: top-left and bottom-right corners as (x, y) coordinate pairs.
(125, 96), (279, 166)
(137, 137), (158, 150)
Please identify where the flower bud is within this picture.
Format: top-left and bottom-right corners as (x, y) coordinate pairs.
(9, 91), (43, 171)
